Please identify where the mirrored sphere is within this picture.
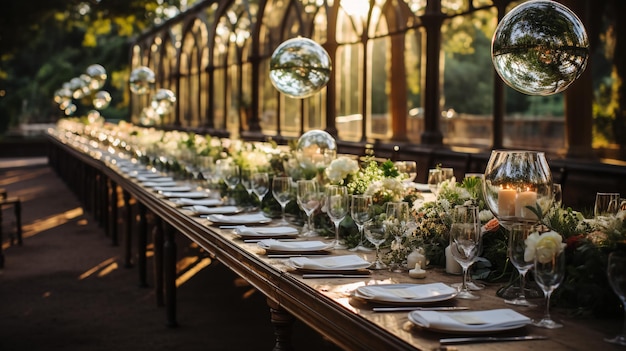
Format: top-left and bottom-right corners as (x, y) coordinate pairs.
(269, 37), (331, 99)
(492, 0), (589, 96)
(295, 130), (337, 169)
(129, 66), (156, 95)
(93, 91), (112, 109)
(86, 64), (107, 90)
(151, 89), (176, 115)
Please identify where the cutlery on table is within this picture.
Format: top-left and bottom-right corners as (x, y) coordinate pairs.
(372, 306), (469, 312)
(439, 335), (548, 345)
(302, 273), (371, 279)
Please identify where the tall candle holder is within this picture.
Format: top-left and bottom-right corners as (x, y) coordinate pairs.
(483, 150), (553, 302)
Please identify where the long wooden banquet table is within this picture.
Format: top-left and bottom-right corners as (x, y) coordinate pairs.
(46, 130), (622, 351)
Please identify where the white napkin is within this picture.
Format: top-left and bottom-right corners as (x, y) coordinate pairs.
(235, 226), (299, 236)
(257, 239), (328, 252)
(162, 191), (209, 199)
(143, 181), (177, 187)
(172, 198), (223, 206)
(288, 255), (371, 270)
(207, 212), (271, 224)
(155, 186), (192, 192)
(409, 309), (531, 332)
(188, 205), (240, 215)
(137, 176), (174, 183)
(356, 283), (457, 301)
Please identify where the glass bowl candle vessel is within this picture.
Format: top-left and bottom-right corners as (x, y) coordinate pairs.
(483, 150), (553, 229)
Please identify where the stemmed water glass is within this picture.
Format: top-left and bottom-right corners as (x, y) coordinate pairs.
(605, 250), (626, 345)
(505, 223), (537, 307)
(272, 176), (292, 225)
(350, 194), (373, 251)
(364, 220), (388, 270)
(222, 163), (241, 205)
(297, 179), (320, 237)
(384, 202), (410, 271)
(326, 185), (349, 249)
(533, 245), (565, 329)
(449, 205), (481, 300)
(594, 192), (620, 219)
(427, 169), (442, 195)
(251, 172), (269, 203)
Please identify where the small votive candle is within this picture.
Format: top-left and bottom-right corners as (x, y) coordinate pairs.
(409, 263), (426, 279)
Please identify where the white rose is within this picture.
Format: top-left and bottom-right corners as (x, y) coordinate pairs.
(524, 230), (565, 264)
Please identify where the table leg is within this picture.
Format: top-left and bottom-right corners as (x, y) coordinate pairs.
(137, 203), (148, 288)
(163, 222), (178, 328)
(153, 217), (164, 307)
(123, 190), (133, 268)
(267, 298), (295, 351)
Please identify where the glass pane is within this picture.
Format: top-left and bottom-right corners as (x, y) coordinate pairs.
(259, 59), (278, 135)
(213, 69), (226, 129)
(227, 65), (240, 138)
(406, 28), (423, 143)
(336, 44), (362, 141)
(369, 37), (390, 140)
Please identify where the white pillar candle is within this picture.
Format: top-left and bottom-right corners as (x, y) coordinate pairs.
(515, 190), (537, 219)
(498, 188), (517, 216)
(445, 245), (463, 275)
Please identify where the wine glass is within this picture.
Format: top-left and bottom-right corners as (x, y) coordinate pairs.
(449, 205), (481, 300)
(427, 169), (442, 195)
(533, 245), (565, 329)
(605, 250), (626, 346)
(326, 185), (349, 250)
(251, 172), (269, 203)
(297, 179), (320, 237)
(483, 150), (553, 230)
(350, 194), (373, 251)
(504, 223), (537, 307)
(594, 192), (620, 219)
(272, 176), (292, 225)
(222, 163), (241, 205)
(363, 220), (388, 270)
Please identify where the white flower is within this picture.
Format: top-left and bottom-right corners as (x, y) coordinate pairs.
(478, 209), (494, 222)
(524, 230), (565, 264)
(325, 156), (359, 183)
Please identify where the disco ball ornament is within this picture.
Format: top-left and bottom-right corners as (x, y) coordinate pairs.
(86, 64), (107, 90)
(70, 77), (87, 99)
(92, 91), (112, 110)
(151, 89), (176, 115)
(129, 66), (156, 95)
(295, 130), (337, 169)
(269, 37), (331, 99)
(491, 0), (589, 96)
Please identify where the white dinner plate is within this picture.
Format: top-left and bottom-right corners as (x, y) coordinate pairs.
(161, 191), (209, 199)
(354, 283), (457, 305)
(408, 308), (531, 334)
(206, 212), (272, 225)
(183, 205), (242, 215)
(287, 255), (371, 271)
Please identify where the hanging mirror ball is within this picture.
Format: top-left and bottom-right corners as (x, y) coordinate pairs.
(151, 89), (176, 115)
(139, 106), (160, 126)
(491, 0), (589, 96)
(93, 91), (112, 110)
(129, 66), (156, 95)
(86, 64), (107, 90)
(295, 130), (337, 169)
(269, 37), (332, 99)
(70, 77), (87, 99)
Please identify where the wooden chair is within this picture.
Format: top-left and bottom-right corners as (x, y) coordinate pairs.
(0, 191), (23, 269)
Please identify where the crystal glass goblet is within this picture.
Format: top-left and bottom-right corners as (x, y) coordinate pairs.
(605, 250), (626, 345)
(272, 176), (292, 225)
(449, 205), (481, 300)
(297, 179), (320, 237)
(326, 185), (349, 249)
(350, 194), (373, 251)
(533, 245), (565, 329)
(364, 221), (388, 270)
(505, 223), (537, 307)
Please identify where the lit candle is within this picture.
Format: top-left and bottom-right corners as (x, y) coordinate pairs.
(515, 189), (537, 219)
(498, 187), (517, 217)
